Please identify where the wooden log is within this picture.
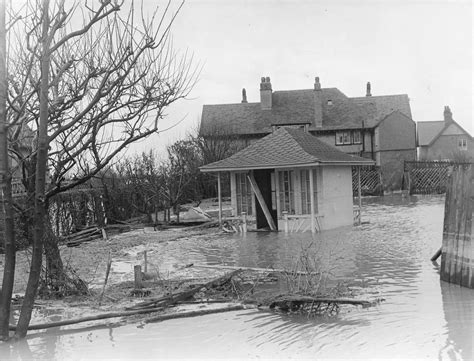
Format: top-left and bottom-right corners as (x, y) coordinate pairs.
(269, 295), (374, 308)
(247, 173), (277, 231)
(192, 263), (313, 276)
(143, 304), (244, 324)
(431, 247), (442, 262)
(126, 269), (243, 311)
(65, 226), (100, 239)
(8, 307), (165, 331)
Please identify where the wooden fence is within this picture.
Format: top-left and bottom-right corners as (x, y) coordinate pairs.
(440, 163), (474, 288)
(352, 166), (383, 196)
(404, 161), (454, 195)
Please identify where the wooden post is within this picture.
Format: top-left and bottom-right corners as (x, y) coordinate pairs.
(241, 212), (247, 233)
(440, 164), (474, 288)
(217, 172), (222, 225)
(247, 173), (277, 231)
(357, 166), (362, 226)
(309, 168), (316, 233)
(283, 211), (289, 233)
(134, 265), (143, 289)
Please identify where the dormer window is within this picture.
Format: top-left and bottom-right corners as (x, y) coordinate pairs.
(327, 100), (333, 106)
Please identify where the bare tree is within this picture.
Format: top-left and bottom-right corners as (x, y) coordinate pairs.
(0, 0), (17, 340)
(3, 0), (197, 338)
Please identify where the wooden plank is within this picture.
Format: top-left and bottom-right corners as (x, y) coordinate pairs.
(441, 165), (454, 282)
(217, 172), (222, 225)
(309, 167), (316, 233)
(357, 166), (362, 225)
(247, 173), (276, 231)
(448, 165), (461, 283)
(460, 165), (474, 287)
(441, 164), (474, 288)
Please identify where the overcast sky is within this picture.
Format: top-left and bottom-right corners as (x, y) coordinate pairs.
(129, 0), (473, 153)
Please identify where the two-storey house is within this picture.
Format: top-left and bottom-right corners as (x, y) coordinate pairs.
(200, 76), (417, 190)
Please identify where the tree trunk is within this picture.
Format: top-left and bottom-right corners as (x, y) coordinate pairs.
(0, 0), (17, 340)
(43, 227), (65, 294)
(15, 0), (51, 338)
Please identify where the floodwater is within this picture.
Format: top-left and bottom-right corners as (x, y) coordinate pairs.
(1, 195), (473, 360)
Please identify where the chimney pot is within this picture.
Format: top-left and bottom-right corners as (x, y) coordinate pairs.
(241, 88), (248, 103)
(366, 82), (372, 97)
(314, 76), (323, 127)
(314, 76), (321, 91)
(443, 106), (453, 122)
(260, 76), (272, 109)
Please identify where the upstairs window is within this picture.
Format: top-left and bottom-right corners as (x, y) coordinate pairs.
(353, 130), (362, 144)
(458, 138), (467, 151)
(335, 131), (352, 145)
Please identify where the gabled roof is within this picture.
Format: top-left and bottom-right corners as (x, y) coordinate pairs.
(200, 128), (374, 172)
(417, 120), (473, 147)
(417, 121), (445, 146)
(201, 87), (412, 136)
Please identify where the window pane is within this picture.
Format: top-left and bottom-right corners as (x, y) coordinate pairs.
(353, 130), (362, 144)
(279, 170), (295, 214)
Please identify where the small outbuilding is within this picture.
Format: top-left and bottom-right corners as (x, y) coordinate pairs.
(200, 127), (374, 232)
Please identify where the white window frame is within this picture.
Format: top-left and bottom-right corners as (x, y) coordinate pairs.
(353, 130), (362, 144)
(458, 138), (467, 151)
(335, 131), (352, 145)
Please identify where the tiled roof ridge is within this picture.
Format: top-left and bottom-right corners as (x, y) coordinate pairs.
(203, 102), (260, 107)
(351, 93), (408, 100)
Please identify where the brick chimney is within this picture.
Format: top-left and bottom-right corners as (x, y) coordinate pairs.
(314, 77), (323, 128)
(241, 88), (247, 103)
(366, 82), (372, 97)
(260, 77), (272, 109)
(443, 106), (453, 123)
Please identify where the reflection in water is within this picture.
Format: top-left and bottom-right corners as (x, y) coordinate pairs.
(0, 195), (473, 360)
(440, 282), (473, 360)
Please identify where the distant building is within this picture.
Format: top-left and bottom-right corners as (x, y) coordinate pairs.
(201, 127), (373, 231)
(200, 76), (416, 190)
(417, 106), (474, 161)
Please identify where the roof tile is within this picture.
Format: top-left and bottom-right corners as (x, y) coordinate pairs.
(201, 128), (373, 171)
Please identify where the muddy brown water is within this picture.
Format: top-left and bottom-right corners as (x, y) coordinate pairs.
(1, 195), (473, 360)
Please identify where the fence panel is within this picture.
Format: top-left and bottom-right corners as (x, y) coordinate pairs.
(352, 166), (383, 196)
(404, 161), (455, 195)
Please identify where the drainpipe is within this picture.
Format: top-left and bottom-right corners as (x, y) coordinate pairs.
(217, 172), (222, 225)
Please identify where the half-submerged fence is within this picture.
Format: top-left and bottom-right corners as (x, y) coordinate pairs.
(352, 166), (383, 196)
(440, 163), (474, 288)
(404, 161), (454, 195)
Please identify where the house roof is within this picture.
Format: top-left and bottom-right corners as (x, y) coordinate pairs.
(201, 87), (412, 136)
(200, 128), (374, 172)
(417, 120), (473, 147)
(417, 121), (446, 146)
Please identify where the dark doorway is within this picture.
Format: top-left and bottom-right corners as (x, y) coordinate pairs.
(253, 169), (278, 230)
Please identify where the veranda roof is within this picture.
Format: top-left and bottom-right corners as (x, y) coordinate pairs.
(200, 127), (374, 172)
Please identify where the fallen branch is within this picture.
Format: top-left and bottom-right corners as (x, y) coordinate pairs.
(126, 269), (243, 311)
(143, 304), (244, 324)
(269, 295), (375, 308)
(9, 307), (164, 331)
(192, 264), (313, 276)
